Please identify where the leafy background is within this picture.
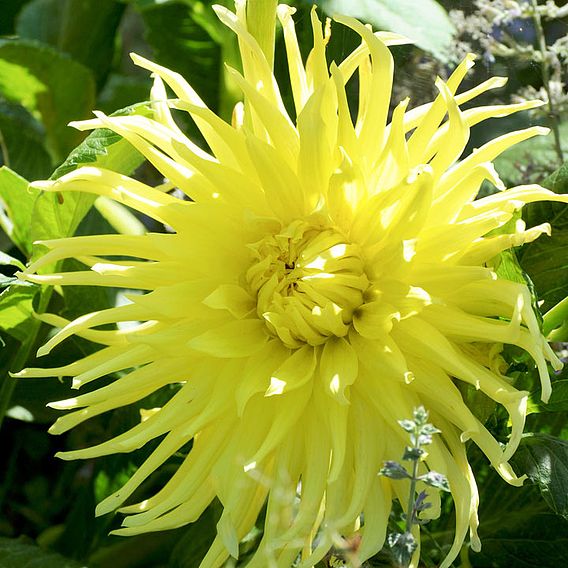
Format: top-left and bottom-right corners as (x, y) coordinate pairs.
(0, 0), (567, 567)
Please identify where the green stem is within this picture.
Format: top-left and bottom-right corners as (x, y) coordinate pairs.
(543, 295), (568, 336)
(405, 438), (420, 533)
(0, 127), (9, 168)
(246, 0), (278, 69)
(531, 0), (564, 166)
(459, 544), (473, 568)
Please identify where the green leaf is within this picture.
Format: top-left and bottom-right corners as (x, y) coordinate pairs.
(30, 103), (151, 248)
(0, 166), (39, 256)
(8, 377), (72, 423)
(494, 248), (529, 286)
(474, 512), (568, 567)
(510, 434), (568, 520)
(51, 102), (151, 180)
(16, 0), (125, 88)
(0, 537), (85, 568)
(0, 283), (39, 342)
(518, 161), (568, 312)
(528, 377), (568, 415)
(30, 191), (96, 251)
(321, 0), (455, 62)
(0, 100), (53, 180)
(0, 39), (96, 162)
(0, 251), (26, 271)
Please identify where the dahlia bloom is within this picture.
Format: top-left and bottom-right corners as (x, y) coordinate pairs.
(17, 2), (568, 567)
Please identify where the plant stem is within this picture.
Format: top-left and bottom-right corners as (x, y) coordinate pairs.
(531, 0), (564, 166)
(459, 544), (473, 568)
(405, 435), (420, 532)
(0, 127), (9, 168)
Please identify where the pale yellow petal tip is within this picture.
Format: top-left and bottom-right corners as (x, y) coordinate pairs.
(54, 450), (75, 459)
(130, 52), (149, 66)
(276, 4), (296, 19)
(496, 461), (527, 486)
(540, 384), (552, 404)
(29, 180), (53, 190)
(95, 499), (118, 517)
(36, 344), (52, 358)
(525, 99), (546, 109)
(216, 514), (240, 559)
(109, 527), (139, 537)
(376, 31), (414, 46)
(211, 4), (232, 21)
(68, 118), (101, 131)
(492, 76), (508, 88)
(47, 398), (77, 410)
(463, 52), (477, 69)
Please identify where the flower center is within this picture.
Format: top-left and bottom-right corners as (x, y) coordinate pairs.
(246, 220), (369, 348)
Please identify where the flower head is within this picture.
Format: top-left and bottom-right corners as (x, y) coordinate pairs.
(18, 2), (567, 567)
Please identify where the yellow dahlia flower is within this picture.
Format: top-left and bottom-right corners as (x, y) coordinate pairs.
(17, 2), (568, 567)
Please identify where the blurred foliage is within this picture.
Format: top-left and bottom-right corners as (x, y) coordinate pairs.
(0, 0), (567, 567)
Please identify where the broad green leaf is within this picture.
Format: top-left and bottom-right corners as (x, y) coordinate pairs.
(511, 433), (568, 520)
(51, 102), (151, 179)
(0, 166), (39, 257)
(31, 103), (152, 247)
(30, 191), (96, 255)
(0, 100), (53, 180)
(528, 377), (568, 415)
(0, 283), (39, 342)
(0, 40), (96, 162)
(474, 512), (568, 567)
(16, 0), (125, 87)
(321, 0), (455, 62)
(518, 161), (568, 312)
(8, 377), (71, 423)
(494, 249), (529, 286)
(0, 251), (25, 271)
(0, 537), (85, 568)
